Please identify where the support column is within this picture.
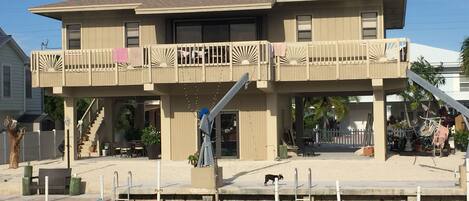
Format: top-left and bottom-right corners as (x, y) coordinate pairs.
(135, 97), (145, 129)
(102, 98), (114, 143)
(266, 93), (279, 160)
(64, 97), (78, 162)
(372, 79), (387, 161)
(294, 97), (304, 148)
(160, 95), (171, 160)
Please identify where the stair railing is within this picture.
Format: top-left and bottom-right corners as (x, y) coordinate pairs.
(77, 98), (104, 142)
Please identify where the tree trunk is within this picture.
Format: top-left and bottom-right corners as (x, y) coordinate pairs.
(403, 99), (412, 127)
(8, 134), (22, 169)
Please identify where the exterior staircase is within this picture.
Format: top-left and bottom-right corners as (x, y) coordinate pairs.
(77, 99), (105, 158)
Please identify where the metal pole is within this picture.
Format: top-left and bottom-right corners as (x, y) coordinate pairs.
(45, 176), (49, 201)
(274, 177), (279, 201)
(113, 171), (118, 201)
(336, 180), (341, 201)
(127, 171), (132, 200)
(37, 130), (41, 160)
(67, 129), (70, 169)
(417, 186), (421, 201)
(100, 175), (104, 200)
(53, 129), (57, 158)
(157, 160), (161, 201)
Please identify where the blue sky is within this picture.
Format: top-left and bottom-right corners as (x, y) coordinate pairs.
(1, 0), (468, 54)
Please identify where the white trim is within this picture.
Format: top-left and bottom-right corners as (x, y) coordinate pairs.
(359, 10), (381, 40)
(29, 3), (141, 13)
(123, 21), (142, 48)
(64, 23), (83, 50)
(294, 14), (314, 42)
(135, 3), (273, 14)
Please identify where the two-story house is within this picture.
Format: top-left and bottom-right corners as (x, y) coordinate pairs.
(0, 27), (44, 131)
(29, 0), (408, 161)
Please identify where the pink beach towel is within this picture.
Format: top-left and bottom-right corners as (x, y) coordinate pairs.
(113, 48), (128, 63)
(432, 125), (449, 149)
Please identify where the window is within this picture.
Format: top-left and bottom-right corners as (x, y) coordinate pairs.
(3, 66), (11, 98)
(125, 22), (140, 47)
(230, 23), (257, 41)
(296, 15), (312, 42)
(25, 69), (32, 98)
(361, 12), (378, 39)
(66, 24), (81, 49)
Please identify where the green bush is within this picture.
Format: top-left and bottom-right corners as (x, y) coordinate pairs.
(454, 130), (469, 151)
(141, 126), (161, 145)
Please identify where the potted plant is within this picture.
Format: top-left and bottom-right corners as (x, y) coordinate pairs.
(141, 126), (161, 159)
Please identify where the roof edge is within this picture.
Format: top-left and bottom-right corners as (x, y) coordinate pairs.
(29, 3), (141, 13)
(135, 3), (273, 14)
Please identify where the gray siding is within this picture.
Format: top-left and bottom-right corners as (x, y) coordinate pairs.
(0, 43), (25, 112)
(26, 88), (43, 114)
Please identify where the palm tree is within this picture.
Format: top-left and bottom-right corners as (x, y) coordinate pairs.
(401, 56), (445, 126)
(462, 37), (469, 76)
(305, 96), (353, 130)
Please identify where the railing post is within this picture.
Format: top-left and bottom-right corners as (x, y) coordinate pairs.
(174, 46), (179, 83)
(2, 131), (6, 164)
(229, 43), (233, 81)
(276, 54), (281, 81)
(53, 129), (57, 158)
(335, 41), (339, 79)
(88, 50), (92, 86)
(257, 41), (261, 80)
(45, 176), (49, 201)
(336, 180), (341, 201)
(35, 53), (41, 87)
(115, 59), (119, 85)
(62, 50), (66, 86)
(366, 41), (370, 78)
(396, 39), (401, 77)
(306, 43), (310, 81)
(274, 177), (279, 201)
(148, 46), (153, 83)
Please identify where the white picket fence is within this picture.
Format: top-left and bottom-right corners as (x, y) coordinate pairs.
(0, 130), (64, 165)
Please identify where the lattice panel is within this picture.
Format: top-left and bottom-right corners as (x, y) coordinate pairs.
(232, 45), (258, 65)
(151, 48), (176, 67)
(39, 54), (63, 72)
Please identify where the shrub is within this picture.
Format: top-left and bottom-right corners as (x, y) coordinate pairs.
(141, 126), (160, 145)
(454, 130), (469, 151)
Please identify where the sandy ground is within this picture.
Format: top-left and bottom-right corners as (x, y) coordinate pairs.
(0, 152), (465, 199)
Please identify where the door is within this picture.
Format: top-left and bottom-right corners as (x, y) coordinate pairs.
(207, 111), (239, 158)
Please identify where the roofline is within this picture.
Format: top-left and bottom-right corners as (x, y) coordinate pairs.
(0, 28), (30, 64)
(0, 36), (12, 47)
(135, 3), (274, 14)
(29, 3), (141, 14)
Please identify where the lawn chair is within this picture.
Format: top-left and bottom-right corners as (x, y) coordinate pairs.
(31, 168), (71, 194)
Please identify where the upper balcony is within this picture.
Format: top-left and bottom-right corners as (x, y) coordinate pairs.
(31, 38), (409, 88)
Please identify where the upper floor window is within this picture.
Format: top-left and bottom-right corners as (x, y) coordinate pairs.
(296, 15), (312, 42)
(25, 69), (32, 98)
(361, 12), (378, 39)
(66, 24), (81, 49)
(125, 22), (140, 47)
(3, 65), (11, 98)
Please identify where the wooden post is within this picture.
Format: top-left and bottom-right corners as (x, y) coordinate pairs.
(88, 50), (92, 86)
(174, 46), (179, 83)
(396, 39), (401, 77)
(335, 41), (339, 79)
(366, 41), (370, 78)
(148, 46), (153, 83)
(62, 51), (66, 86)
(306, 43), (310, 80)
(257, 42), (261, 80)
(229, 43), (233, 81)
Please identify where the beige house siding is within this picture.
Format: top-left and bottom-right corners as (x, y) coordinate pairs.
(61, 11), (164, 49)
(0, 43), (25, 113)
(168, 93), (268, 160)
(268, 0), (384, 42)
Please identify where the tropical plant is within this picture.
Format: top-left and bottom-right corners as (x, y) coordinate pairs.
(141, 125), (161, 145)
(44, 96), (92, 123)
(461, 37), (469, 76)
(454, 130), (469, 151)
(400, 56), (445, 126)
(305, 96), (356, 130)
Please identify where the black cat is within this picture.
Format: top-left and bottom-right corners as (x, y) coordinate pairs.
(264, 174), (284, 185)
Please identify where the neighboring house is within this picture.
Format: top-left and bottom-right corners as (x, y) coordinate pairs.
(0, 27), (44, 131)
(341, 43), (467, 130)
(29, 0), (407, 161)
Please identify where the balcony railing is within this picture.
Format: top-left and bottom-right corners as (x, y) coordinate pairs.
(30, 39), (408, 87)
